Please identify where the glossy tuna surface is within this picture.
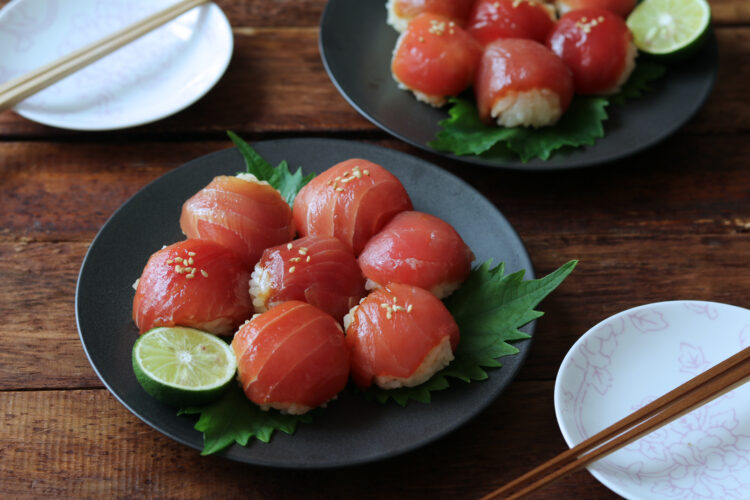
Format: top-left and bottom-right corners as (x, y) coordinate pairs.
(358, 211), (473, 299)
(547, 9), (634, 95)
(250, 236), (366, 322)
(232, 301), (350, 414)
(391, 13), (482, 102)
(475, 38), (574, 125)
(180, 175), (295, 267)
(467, 0), (556, 45)
(345, 283), (459, 390)
(389, 0), (476, 27)
(292, 159), (412, 255)
(133, 239), (252, 335)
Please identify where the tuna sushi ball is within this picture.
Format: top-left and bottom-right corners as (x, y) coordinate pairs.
(391, 13), (482, 107)
(180, 173), (295, 268)
(344, 283), (460, 390)
(249, 236), (366, 322)
(475, 38), (574, 128)
(467, 0), (557, 45)
(358, 211), (474, 299)
(292, 158), (412, 255)
(547, 9), (637, 95)
(554, 0), (636, 18)
(133, 239), (252, 335)
(386, 0), (476, 32)
(232, 301), (350, 415)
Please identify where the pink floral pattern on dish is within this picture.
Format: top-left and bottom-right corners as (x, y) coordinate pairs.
(678, 342), (711, 375)
(684, 301), (720, 320)
(556, 302), (750, 500)
(628, 309), (669, 333)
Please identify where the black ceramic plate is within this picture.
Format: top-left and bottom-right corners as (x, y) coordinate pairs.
(319, 0), (718, 171)
(76, 139), (534, 468)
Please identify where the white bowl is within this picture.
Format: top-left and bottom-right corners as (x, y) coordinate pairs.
(555, 301), (750, 500)
(0, 0), (233, 130)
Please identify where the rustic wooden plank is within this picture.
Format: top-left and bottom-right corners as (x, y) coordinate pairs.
(0, 25), (745, 138)
(0, 384), (617, 499)
(2, 134), (750, 388)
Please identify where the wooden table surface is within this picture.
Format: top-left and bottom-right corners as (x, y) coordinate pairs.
(2, 0), (748, 498)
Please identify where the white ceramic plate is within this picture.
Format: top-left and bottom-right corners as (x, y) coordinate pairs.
(0, 0), (233, 130)
(555, 301), (750, 499)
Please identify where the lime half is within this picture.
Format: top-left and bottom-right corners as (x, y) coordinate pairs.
(627, 0), (710, 57)
(133, 327), (237, 407)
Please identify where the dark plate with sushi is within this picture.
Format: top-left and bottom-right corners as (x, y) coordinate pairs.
(76, 138), (535, 468)
(319, 0), (718, 171)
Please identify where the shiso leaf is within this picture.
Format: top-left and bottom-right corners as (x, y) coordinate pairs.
(610, 60), (667, 106)
(366, 260), (578, 406)
(428, 59), (666, 162)
(228, 131), (315, 205)
(179, 383), (312, 455)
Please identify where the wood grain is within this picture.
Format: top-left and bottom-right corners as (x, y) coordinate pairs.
(0, 25), (746, 138)
(0, 383), (617, 499)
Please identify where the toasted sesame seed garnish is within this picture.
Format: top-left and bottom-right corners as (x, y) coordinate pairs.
(352, 169), (362, 179)
(290, 257), (301, 262)
(394, 306), (406, 312)
(175, 257), (183, 263)
(289, 266), (296, 273)
(175, 264), (183, 273)
(386, 310), (393, 319)
(305, 256), (311, 263)
(287, 243), (293, 250)
(363, 169), (370, 176)
(186, 274), (195, 279)
(335, 176), (342, 181)
(407, 304), (413, 313)
(428, 20), (446, 36)
(341, 177), (352, 183)
(299, 248), (308, 255)
(188, 252), (196, 256)
(327, 180), (332, 185)
(166, 259), (174, 265)
(335, 187), (344, 192)
(380, 303), (390, 308)
(187, 257), (194, 265)
(200, 270), (208, 278)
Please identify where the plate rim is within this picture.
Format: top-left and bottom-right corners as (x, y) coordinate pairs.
(0, 0), (234, 131)
(318, 0), (719, 171)
(75, 137), (538, 468)
(553, 299), (750, 499)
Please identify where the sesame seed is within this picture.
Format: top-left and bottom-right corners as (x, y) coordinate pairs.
(287, 243), (293, 250)
(290, 257), (301, 262)
(166, 259), (173, 265)
(335, 176), (342, 181)
(188, 252), (196, 256)
(201, 270), (208, 277)
(187, 257), (194, 265)
(289, 266), (296, 273)
(306, 256), (311, 263)
(175, 257), (183, 263)
(363, 169), (370, 176)
(299, 248), (308, 255)
(336, 187), (344, 192)
(380, 303), (390, 308)
(386, 310), (393, 319)
(186, 274), (195, 279)
(407, 304), (413, 313)
(175, 265), (183, 273)
(353, 169), (362, 179)
(419, 36), (425, 43)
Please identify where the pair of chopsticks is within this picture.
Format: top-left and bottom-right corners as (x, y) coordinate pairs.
(482, 345), (750, 500)
(0, 0), (210, 113)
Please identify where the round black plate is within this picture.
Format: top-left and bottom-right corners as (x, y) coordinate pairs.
(319, 0), (718, 171)
(76, 139), (534, 468)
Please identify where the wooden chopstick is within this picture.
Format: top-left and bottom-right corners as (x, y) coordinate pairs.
(482, 345), (750, 500)
(0, 0), (210, 112)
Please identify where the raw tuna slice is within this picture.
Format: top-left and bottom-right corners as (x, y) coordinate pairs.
(292, 159), (412, 255)
(344, 283), (459, 390)
(180, 174), (295, 267)
(358, 211), (474, 299)
(232, 301), (350, 415)
(133, 239), (252, 335)
(249, 236), (366, 322)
